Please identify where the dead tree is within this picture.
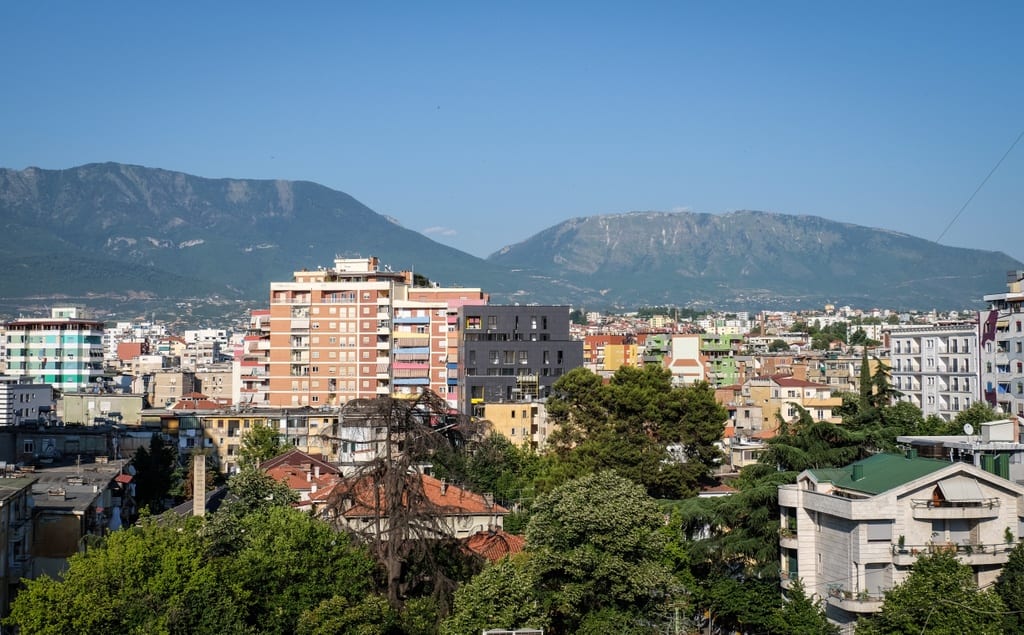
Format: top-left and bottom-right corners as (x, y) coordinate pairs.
(322, 390), (488, 610)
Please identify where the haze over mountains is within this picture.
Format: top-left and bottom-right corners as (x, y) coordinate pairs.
(0, 163), (1019, 312)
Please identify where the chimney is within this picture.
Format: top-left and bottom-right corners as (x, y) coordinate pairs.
(192, 454), (206, 517)
(306, 469), (312, 482)
(484, 493), (494, 509)
(440, 478), (448, 496)
(852, 463), (864, 481)
(314, 465), (320, 479)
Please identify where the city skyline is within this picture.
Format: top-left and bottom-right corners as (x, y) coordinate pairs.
(2, 2), (1022, 262)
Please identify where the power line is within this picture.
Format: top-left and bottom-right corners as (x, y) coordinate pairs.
(935, 128), (1024, 246)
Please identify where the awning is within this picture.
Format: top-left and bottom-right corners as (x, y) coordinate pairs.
(937, 476), (983, 503)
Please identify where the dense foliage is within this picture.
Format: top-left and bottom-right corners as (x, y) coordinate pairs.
(13, 363), (1010, 634)
(8, 470), (376, 635)
(857, 552), (1007, 634)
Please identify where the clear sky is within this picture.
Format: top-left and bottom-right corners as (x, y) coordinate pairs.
(2, 2), (1022, 262)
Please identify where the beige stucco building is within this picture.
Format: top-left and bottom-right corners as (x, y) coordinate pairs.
(779, 453), (1024, 633)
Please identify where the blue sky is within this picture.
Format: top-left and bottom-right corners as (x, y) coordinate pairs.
(2, 2), (1022, 262)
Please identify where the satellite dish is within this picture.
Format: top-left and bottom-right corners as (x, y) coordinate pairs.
(963, 423), (974, 436)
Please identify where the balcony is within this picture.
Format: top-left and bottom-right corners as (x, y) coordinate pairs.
(910, 498), (1000, 520)
(891, 541), (1015, 567)
(779, 527), (798, 550)
(290, 318), (310, 330)
(826, 584), (885, 614)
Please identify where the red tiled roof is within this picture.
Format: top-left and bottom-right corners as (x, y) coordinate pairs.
(114, 473), (134, 484)
(772, 376), (828, 388)
(171, 398), (221, 410)
(315, 473), (508, 518)
(260, 448), (340, 475)
(464, 529), (525, 562)
(265, 465), (340, 491)
(670, 359), (701, 367)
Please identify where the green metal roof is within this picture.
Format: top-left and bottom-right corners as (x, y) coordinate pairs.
(807, 453), (951, 495)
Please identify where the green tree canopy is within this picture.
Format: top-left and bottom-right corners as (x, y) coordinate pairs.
(238, 420), (284, 469)
(8, 502), (375, 635)
(131, 433), (178, 514)
(995, 540), (1024, 632)
(441, 556), (545, 635)
(770, 578), (838, 635)
(526, 470), (678, 633)
(857, 551), (1007, 634)
(545, 366), (726, 498)
(953, 402), (1003, 428)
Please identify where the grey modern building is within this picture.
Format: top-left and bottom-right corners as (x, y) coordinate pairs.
(458, 305), (583, 416)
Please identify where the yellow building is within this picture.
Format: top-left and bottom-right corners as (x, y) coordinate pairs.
(746, 374), (843, 435)
(602, 343), (639, 372)
(482, 402), (548, 449)
(198, 409), (339, 474)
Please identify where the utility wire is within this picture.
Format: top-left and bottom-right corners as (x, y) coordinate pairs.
(935, 127), (1024, 245)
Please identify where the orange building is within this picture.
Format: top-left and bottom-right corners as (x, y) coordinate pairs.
(267, 257), (486, 409)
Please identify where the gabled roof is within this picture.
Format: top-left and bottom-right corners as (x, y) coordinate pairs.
(264, 465), (340, 491)
(312, 473), (508, 518)
(772, 376), (829, 389)
(805, 453), (951, 495)
(464, 529), (525, 562)
(260, 448), (340, 475)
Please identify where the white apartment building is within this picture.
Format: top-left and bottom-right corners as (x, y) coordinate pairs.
(3, 307), (105, 393)
(981, 270), (1024, 419)
(779, 452), (1024, 634)
(102, 321), (168, 362)
(887, 322), (982, 421)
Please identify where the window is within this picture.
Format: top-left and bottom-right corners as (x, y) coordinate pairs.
(511, 410), (516, 418)
(518, 351), (528, 364)
(487, 316), (497, 329)
(489, 350), (499, 364)
(866, 521), (893, 542)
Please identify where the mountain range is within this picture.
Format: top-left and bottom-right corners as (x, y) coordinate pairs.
(0, 162), (1019, 313)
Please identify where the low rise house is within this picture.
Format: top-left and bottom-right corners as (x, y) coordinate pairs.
(779, 452), (1024, 632)
(29, 458), (134, 578)
(311, 473), (508, 539)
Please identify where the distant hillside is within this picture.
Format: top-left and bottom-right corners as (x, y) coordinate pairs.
(487, 211), (1023, 309)
(2, 165), (1016, 312)
(0, 163), (521, 302)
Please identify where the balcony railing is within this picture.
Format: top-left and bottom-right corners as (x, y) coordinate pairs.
(826, 584), (887, 612)
(910, 498), (1000, 519)
(891, 541), (1016, 565)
